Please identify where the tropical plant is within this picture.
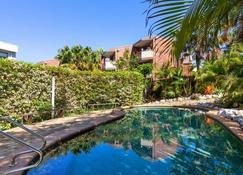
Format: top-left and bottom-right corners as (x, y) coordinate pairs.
(196, 55), (243, 107)
(115, 49), (131, 70)
(152, 62), (190, 99)
(146, 0), (243, 58)
(56, 45), (102, 71)
(115, 49), (140, 70)
(136, 63), (153, 77)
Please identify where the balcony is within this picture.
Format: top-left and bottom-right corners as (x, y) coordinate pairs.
(104, 58), (116, 70)
(140, 50), (154, 61)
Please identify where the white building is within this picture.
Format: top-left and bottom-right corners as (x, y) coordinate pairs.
(0, 41), (18, 60)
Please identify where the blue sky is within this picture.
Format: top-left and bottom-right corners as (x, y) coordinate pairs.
(0, 0), (149, 63)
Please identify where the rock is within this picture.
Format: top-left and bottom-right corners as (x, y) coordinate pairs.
(199, 96), (207, 100)
(218, 93), (223, 98)
(160, 100), (166, 103)
(225, 109), (235, 115)
(238, 118), (243, 130)
(218, 110), (227, 117)
(233, 116), (242, 122)
(190, 94), (200, 100)
(206, 95), (213, 99)
(238, 110), (243, 117)
(213, 106), (220, 110)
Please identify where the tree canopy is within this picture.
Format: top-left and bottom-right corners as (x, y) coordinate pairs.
(56, 45), (102, 71)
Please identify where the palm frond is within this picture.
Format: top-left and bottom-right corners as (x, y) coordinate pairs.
(146, 0), (243, 58)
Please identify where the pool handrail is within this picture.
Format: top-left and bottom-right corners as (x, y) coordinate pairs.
(0, 116), (46, 175)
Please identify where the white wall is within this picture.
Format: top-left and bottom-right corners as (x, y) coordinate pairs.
(105, 58), (116, 70)
(0, 41), (18, 59)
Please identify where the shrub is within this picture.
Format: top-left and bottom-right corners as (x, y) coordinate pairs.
(0, 59), (144, 127)
(136, 63), (153, 77)
(151, 63), (191, 99)
(196, 56), (243, 107)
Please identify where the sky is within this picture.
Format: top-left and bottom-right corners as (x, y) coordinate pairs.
(0, 0), (149, 63)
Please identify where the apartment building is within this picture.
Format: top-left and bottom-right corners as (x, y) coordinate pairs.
(0, 41), (18, 60)
(101, 45), (133, 70)
(101, 37), (190, 74)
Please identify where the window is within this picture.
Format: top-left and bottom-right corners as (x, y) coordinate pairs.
(0, 51), (8, 58)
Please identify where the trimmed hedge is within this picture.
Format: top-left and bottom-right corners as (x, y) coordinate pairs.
(0, 59), (144, 126)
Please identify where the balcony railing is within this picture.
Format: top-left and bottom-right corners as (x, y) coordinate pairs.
(140, 50), (154, 61)
(104, 58), (116, 70)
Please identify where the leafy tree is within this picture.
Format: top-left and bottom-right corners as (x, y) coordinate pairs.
(56, 45), (102, 71)
(115, 49), (141, 71)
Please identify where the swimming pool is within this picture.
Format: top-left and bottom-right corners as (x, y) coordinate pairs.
(27, 108), (243, 175)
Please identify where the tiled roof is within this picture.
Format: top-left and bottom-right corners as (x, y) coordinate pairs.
(38, 59), (60, 67)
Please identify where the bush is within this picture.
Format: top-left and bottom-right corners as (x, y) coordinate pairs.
(136, 63), (153, 77)
(196, 56), (243, 107)
(151, 63), (192, 99)
(0, 59), (144, 127)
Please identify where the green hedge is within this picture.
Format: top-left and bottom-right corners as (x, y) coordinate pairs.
(0, 59), (144, 126)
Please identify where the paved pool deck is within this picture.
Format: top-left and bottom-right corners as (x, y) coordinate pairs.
(0, 109), (125, 175)
(0, 100), (243, 175)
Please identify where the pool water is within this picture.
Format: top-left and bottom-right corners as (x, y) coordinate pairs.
(27, 108), (243, 175)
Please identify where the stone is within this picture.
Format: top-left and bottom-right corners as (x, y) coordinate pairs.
(190, 94), (200, 100)
(239, 119), (243, 130)
(214, 106), (220, 110)
(218, 110), (227, 117)
(218, 93), (223, 98)
(233, 116), (242, 122)
(199, 96), (207, 100)
(160, 100), (166, 103)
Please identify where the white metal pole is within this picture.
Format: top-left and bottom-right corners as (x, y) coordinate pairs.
(51, 77), (55, 118)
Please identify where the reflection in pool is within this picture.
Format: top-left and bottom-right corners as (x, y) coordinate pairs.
(28, 108), (243, 175)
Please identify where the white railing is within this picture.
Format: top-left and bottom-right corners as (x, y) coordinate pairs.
(104, 58), (116, 70)
(140, 50), (154, 61)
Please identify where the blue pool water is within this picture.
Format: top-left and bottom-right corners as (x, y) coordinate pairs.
(27, 108), (243, 175)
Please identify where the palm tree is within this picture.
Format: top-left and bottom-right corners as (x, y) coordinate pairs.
(56, 46), (72, 64)
(56, 45), (103, 71)
(146, 0), (243, 58)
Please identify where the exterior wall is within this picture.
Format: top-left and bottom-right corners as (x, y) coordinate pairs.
(0, 41), (18, 59)
(110, 45), (133, 61)
(152, 38), (177, 69)
(101, 37), (192, 76)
